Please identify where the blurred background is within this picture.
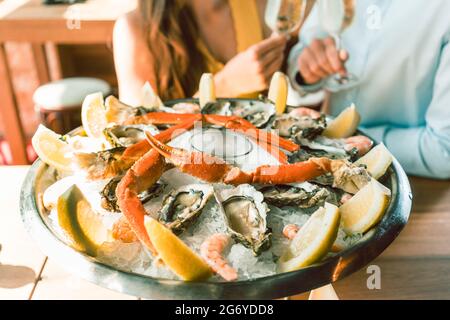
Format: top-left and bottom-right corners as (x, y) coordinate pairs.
(0, 0), (137, 165)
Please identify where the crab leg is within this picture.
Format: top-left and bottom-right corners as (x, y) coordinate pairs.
(125, 112), (197, 125)
(145, 132), (253, 184)
(115, 117), (200, 254)
(203, 114), (299, 153)
(116, 148), (166, 255)
(255, 139), (288, 164)
(242, 158), (332, 185)
(146, 133), (332, 186)
(202, 114), (288, 163)
(126, 111), (299, 153)
(121, 114), (201, 159)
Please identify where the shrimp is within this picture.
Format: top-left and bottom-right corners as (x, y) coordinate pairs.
(172, 102), (201, 114)
(200, 234), (237, 281)
(344, 135), (373, 156)
(289, 107), (322, 119)
(112, 217), (138, 243)
(283, 224), (300, 240)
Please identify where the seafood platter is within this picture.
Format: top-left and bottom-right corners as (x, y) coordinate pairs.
(21, 73), (412, 299)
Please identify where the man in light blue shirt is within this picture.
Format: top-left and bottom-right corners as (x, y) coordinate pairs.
(288, 0), (450, 179)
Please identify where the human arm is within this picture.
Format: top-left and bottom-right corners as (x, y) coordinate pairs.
(363, 38), (450, 179)
(113, 13), (157, 106)
(213, 35), (287, 97)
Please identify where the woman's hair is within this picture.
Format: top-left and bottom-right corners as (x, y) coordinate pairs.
(139, 0), (207, 100)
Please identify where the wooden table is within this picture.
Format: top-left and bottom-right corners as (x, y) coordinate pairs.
(0, 0), (136, 165)
(1, 166), (449, 300)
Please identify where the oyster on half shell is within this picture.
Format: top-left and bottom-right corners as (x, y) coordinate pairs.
(158, 184), (214, 234)
(229, 100), (275, 128)
(272, 114), (326, 140)
(202, 100), (275, 128)
(259, 183), (335, 209)
(295, 135), (358, 162)
(103, 124), (159, 148)
(216, 184), (271, 255)
(100, 176), (166, 212)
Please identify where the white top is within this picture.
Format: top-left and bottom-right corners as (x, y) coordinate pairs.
(33, 77), (111, 110)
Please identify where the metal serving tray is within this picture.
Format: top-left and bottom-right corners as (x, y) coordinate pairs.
(20, 98), (412, 299)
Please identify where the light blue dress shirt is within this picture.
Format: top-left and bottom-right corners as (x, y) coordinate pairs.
(288, 0), (450, 179)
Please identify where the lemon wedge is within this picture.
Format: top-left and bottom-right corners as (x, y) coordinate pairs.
(31, 125), (73, 172)
(199, 73), (216, 109)
(323, 103), (361, 138)
(141, 81), (163, 108)
(355, 143), (393, 179)
(43, 176), (78, 210)
(340, 179), (391, 234)
(268, 71), (289, 114)
(144, 217), (212, 281)
(57, 185), (109, 256)
(278, 203), (340, 273)
(81, 92), (107, 138)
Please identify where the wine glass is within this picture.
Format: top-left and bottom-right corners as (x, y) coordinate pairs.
(265, 0), (308, 35)
(318, 0), (358, 92)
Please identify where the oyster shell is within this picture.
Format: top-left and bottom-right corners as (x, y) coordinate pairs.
(75, 147), (127, 180)
(105, 96), (155, 124)
(100, 176), (166, 212)
(202, 100), (275, 128)
(272, 114), (326, 140)
(295, 135), (358, 161)
(171, 102), (201, 114)
(201, 101), (233, 116)
(289, 136), (358, 163)
(103, 124), (159, 148)
(293, 160), (371, 194)
(216, 184), (271, 255)
(229, 100), (275, 128)
(259, 183), (334, 208)
(158, 184), (214, 233)
(330, 161), (371, 194)
(105, 95), (177, 124)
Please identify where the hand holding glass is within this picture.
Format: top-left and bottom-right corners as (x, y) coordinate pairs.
(318, 0), (359, 92)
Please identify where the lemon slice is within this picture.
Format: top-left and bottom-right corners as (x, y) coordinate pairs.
(199, 73), (216, 109)
(144, 217), (212, 281)
(278, 203), (340, 273)
(31, 125), (73, 172)
(355, 143), (393, 179)
(340, 179), (391, 234)
(81, 92), (107, 138)
(268, 71), (289, 114)
(142, 81), (163, 108)
(323, 103), (361, 138)
(57, 185), (109, 256)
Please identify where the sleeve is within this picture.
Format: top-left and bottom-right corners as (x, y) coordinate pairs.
(288, 5), (327, 95)
(363, 36), (450, 179)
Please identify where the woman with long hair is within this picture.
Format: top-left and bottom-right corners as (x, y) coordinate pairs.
(113, 0), (311, 105)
